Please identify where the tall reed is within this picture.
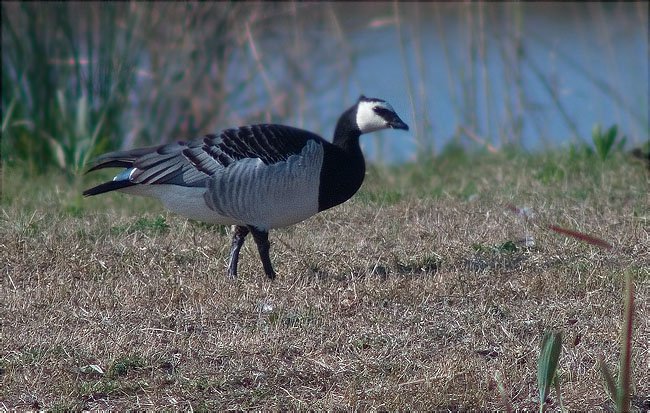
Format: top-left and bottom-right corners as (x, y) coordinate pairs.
(1, 3), (342, 176)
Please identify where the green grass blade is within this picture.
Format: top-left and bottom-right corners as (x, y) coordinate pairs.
(599, 356), (618, 403)
(1, 97), (16, 134)
(592, 123), (619, 161)
(494, 371), (513, 413)
(553, 377), (564, 412)
(617, 271), (634, 411)
(79, 106), (106, 174)
(537, 330), (562, 410)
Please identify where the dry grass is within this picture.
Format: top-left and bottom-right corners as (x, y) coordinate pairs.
(1, 154), (649, 410)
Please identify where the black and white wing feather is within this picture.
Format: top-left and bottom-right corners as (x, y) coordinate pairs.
(84, 124), (327, 229)
(86, 124), (325, 188)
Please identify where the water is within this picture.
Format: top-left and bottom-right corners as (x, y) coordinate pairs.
(309, 3), (648, 163)
(6, 3), (646, 165)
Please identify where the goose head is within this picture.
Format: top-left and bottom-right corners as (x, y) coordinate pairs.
(355, 95), (409, 134)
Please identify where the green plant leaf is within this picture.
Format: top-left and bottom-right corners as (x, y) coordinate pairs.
(537, 330), (562, 410)
(1, 97), (16, 134)
(498, 240), (518, 253)
(47, 136), (67, 170)
(553, 375), (564, 412)
(494, 371), (513, 413)
(592, 123), (619, 161)
(606, 124), (618, 143)
(56, 89), (68, 123)
(617, 271), (634, 412)
(598, 357), (618, 403)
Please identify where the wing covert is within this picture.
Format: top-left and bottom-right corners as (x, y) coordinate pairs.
(124, 124), (327, 188)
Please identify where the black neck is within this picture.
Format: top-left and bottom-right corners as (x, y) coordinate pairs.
(332, 107), (361, 147)
(318, 108), (366, 212)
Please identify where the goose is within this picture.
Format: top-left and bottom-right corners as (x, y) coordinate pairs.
(84, 95), (409, 279)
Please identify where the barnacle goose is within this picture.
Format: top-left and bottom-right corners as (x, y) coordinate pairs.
(84, 95), (408, 279)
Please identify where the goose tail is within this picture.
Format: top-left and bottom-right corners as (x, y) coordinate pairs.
(85, 146), (160, 173)
(83, 179), (135, 197)
(83, 146), (159, 196)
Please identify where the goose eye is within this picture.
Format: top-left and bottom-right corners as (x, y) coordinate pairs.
(373, 107), (393, 118)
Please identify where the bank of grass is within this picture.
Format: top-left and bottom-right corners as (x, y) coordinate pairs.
(1, 150), (648, 410)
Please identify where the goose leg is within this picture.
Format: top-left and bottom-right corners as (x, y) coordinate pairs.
(228, 225), (249, 278)
(248, 226), (276, 280)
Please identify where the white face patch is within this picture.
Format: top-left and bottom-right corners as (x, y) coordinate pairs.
(355, 100), (395, 133)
